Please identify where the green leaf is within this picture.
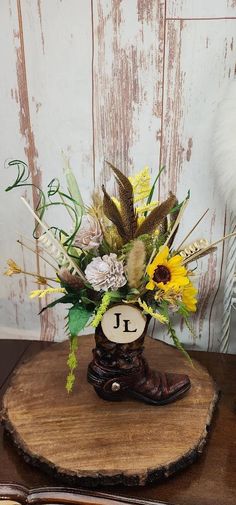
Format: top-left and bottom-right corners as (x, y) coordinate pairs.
(99, 239), (111, 255)
(39, 293), (78, 314)
(158, 300), (170, 321)
(145, 165), (165, 216)
(110, 290), (123, 301)
(153, 234), (167, 252)
(170, 190), (190, 214)
(80, 296), (97, 307)
(68, 304), (93, 336)
(78, 251), (94, 270)
(126, 288), (140, 302)
(63, 154), (84, 216)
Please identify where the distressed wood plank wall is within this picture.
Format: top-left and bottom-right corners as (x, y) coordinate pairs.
(0, 0), (235, 351)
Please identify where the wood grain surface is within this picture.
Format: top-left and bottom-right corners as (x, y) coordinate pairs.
(0, 340), (236, 505)
(1, 336), (218, 487)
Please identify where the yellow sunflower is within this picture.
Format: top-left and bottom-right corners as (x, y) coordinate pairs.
(146, 246), (189, 292)
(182, 281), (198, 312)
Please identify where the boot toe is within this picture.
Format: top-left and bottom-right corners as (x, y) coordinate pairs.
(167, 372), (191, 396)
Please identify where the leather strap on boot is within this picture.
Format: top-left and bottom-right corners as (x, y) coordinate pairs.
(87, 358), (145, 394)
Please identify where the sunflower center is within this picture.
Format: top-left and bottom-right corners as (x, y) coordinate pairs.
(153, 265), (171, 284)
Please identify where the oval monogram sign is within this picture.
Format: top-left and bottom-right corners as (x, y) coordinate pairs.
(101, 304), (147, 343)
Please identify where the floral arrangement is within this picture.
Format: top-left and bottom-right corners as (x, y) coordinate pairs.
(4, 160), (235, 392)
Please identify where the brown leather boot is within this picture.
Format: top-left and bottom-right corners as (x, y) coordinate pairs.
(87, 323), (191, 406)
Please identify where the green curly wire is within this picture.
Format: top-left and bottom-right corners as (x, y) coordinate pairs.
(5, 159), (83, 258)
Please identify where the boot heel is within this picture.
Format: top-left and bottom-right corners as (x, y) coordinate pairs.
(94, 387), (123, 402)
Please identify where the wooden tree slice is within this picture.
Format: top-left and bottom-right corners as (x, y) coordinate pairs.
(1, 336), (218, 487)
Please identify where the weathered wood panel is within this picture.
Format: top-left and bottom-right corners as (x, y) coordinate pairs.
(159, 18), (236, 351)
(0, 1), (235, 352)
(0, 0), (41, 338)
(92, 0), (165, 183)
(0, 0), (93, 341)
(19, 0), (94, 340)
(20, 0), (94, 198)
(167, 0), (236, 19)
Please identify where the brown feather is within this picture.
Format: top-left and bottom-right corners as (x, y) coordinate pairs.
(135, 192), (177, 237)
(102, 185), (127, 240)
(158, 216), (168, 236)
(106, 162), (137, 240)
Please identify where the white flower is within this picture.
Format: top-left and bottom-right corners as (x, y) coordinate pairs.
(74, 215), (103, 251)
(85, 253), (126, 292)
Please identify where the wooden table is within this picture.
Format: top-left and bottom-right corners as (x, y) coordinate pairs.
(0, 340), (235, 505)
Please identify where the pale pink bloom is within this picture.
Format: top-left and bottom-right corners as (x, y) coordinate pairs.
(85, 253), (126, 291)
(74, 215), (103, 251)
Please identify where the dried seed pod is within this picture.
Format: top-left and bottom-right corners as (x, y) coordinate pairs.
(179, 239), (209, 259)
(58, 268), (85, 291)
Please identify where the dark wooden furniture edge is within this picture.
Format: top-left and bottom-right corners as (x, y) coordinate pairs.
(0, 483), (169, 505)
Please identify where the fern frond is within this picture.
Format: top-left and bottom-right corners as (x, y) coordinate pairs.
(91, 292), (112, 328)
(168, 323), (193, 366)
(66, 335), (78, 393)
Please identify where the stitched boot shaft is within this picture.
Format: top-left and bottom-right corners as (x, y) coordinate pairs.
(87, 323), (191, 405)
(87, 323), (146, 394)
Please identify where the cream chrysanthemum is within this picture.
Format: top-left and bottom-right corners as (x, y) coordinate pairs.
(85, 253), (126, 292)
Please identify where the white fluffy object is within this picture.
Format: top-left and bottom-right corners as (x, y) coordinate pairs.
(212, 79), (236, 213)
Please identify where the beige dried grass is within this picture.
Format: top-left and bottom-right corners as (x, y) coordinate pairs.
(127, 240), (146, 289)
